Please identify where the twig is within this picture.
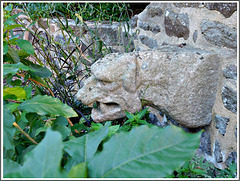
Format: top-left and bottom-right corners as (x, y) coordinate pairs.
(67, 118), (80, 134)
(13, 122), (38, 145)
(5, 99), (22, 103)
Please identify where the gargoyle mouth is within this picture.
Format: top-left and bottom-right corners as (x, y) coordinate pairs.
(91, 101), (125, 122)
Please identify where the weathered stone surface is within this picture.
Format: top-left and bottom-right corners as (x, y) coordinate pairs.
(205, 3), (237, 18)
(223, 64), (237, 80)
(199, 129), (211, 155)
(214, 114), (229, 135)
(146, 6), (163, 17)
(222, 80), (237, 113)
(164, 10), (190, 40)
(139, 35), (158, 49)
(174, 3), (201, 8)
(201, 20), (237, 49)
(193, 30), (198, 43)
(148, 113), (162, 127)
(76, 46), (220, 128)
(226, 151), (237, 167)
(214, 140), (223, 163)
(130, 15), (138, 28)
(139, 21), (161, 34)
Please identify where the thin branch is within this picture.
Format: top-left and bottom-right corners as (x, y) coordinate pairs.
(13, 122), (38, 145)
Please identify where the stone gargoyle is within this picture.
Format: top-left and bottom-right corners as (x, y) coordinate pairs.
(76, 46), (220, 128)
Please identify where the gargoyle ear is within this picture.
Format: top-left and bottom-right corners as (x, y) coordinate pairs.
(122, 62), (137, 92)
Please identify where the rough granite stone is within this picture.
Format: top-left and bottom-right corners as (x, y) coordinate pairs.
(214, 140), (223, 163)
(148, 113), (162, 127)
(214, 114), (229, 135)
(130, 15), (138, 28)
(139, 35), (158, 49)
(139, 21), (161, 34)
(201, 20), (237, 49)
(223, 64), (237, 80)
(226, 151), (237, 167)
(222, 80), (237, 113)
(76, 46), (220, 128)
(174, 3), (201, 8)
(193, 30), (198, 43)
(205, 3), (237, 18)
(164, 10), (190, 40)
(199, 129), (211, 155)
(146, 6), (163, 17)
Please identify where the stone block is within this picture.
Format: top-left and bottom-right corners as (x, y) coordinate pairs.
(214, 114), (229, 135)
(164, 10), (190, 40)
(223, 64), (237, 80)
(222, 80), (237, 113)
(201, 20), (237, 49)
(76, 46), (220, 128)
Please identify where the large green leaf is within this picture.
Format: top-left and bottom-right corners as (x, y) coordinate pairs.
(68, 162), (87, 178)
(3, 106), (16, 151)
(3, 87), (26, 100)
(4, 24), (24, 31)
(3, 62), (32, 76)
(16, 39), (35, 55)
(88, 125), (201, 178)
(4, 129), (66, 178)
(3, 159), (22, 176)
(18, 95), (78, 118)
(63, 123), (109, 171)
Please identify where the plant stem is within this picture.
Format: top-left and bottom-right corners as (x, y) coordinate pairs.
(13, 122), (38, 145)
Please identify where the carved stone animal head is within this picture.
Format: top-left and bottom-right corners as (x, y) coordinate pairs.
(76, 46), (220, 128)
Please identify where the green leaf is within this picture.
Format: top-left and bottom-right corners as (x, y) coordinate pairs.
(35, 127), (49, 137)
(138, 108), (149, 119)
(192, 169), (206, 175)
(4, 46), (20, 63)
(4, 4), (13, 11)
(3, 41), (8, 54)
(63, 123), (109, 171)
(68, 162), (88, 178)
(4, 24), (24, 31)
(52, 125), (71, 140)
(29, 64), (52, 78)
(4, 103), (20, 112)
(20, 111), (29, 123)
(108, 125), (119, 137)
(18, 95), (78, 118)
(3, 87), (26, 100)
(4, 13), (23, 25)
(17, 49), (30, 59)
(16, 39), (35, 55)
(54, 116), (68, 126)
(3, 62), (31, 76)
(3, 106), (16, 151)
(24, 86), (33, 99)
(4, 129), (66, 178)
(125, 111), (134, 120)
(91, 122), (103, 131)
(3, 159), (21, 176)
(88, 125), (201, 178)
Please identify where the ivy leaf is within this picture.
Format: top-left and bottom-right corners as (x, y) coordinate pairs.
(63, 123), (109, 171)
(88, 125), (201, 178)
(3, 106), (16, 151)
(4, 129), (67, 178)
(18, 95), (78, 118)
(16, 39), (35, 55)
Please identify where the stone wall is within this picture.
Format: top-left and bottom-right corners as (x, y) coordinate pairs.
(130, 2), (237, 169)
